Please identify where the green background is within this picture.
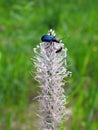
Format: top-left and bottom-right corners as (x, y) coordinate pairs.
(0, 0), (98, 130)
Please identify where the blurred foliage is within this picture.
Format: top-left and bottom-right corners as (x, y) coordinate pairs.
(0, 0), (98, 130)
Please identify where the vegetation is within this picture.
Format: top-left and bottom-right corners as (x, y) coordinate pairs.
(0, 0), (98, 130)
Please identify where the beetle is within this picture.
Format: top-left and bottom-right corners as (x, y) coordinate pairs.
(56, 47), (62, 53)
(41, 35), (60, 43)
(41, 34), (62, 53)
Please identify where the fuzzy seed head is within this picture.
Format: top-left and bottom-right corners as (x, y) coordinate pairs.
(33, 29), (71, 130)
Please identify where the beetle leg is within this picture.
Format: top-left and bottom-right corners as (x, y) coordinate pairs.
(45, 41), (52, 49)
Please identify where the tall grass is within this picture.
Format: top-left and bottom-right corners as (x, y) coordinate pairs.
(0, 0), (98, 129)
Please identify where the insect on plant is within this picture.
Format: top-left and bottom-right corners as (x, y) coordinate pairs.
(41, 34), (62, 53)
(33, 29), (72, 130)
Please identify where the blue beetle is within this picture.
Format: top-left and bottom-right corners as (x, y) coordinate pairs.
(41, 35), (60, 43)
(41, 34), (62, 53)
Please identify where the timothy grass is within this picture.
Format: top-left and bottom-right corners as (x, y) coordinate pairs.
(0, 0), (98, 130)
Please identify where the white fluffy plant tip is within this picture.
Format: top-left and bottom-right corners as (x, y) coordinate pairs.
(33, 29), (71, 130)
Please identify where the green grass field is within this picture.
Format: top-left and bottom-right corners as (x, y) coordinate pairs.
(0, 0), (98, 130)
